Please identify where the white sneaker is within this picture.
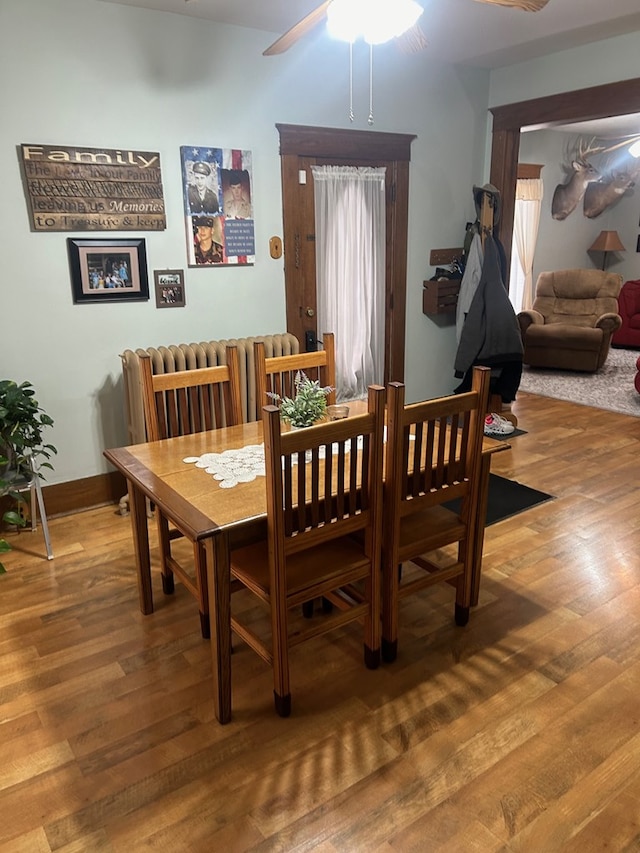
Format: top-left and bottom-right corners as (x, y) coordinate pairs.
(484, 412), (515, 436)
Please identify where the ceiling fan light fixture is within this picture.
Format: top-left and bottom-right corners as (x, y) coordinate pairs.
(327, 0), (365, 43)
(327, 0), (423, 45)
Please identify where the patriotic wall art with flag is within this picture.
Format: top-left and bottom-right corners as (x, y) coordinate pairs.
(180, 146), (255, 267)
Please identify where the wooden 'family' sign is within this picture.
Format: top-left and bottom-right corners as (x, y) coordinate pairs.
(20, 143), (166, 232)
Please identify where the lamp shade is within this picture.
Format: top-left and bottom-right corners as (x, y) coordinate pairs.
(589, 230), (626, 253)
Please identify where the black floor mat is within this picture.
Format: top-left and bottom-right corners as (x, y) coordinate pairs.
(445, 473), (554, 525)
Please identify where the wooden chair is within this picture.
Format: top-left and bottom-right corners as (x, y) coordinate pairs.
(139, 347), (242, 441)
(229, 385), (385, 717)
(139, 345), (242, 638)
(253, 332), (336, 420)
(381, 365), (491, 663)
(254, 332), (339, 627)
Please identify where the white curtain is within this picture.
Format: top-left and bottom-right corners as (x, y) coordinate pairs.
(509, 177), (543, 312)
(311, 165), (386, 401)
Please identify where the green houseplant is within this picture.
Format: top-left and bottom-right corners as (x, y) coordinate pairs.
(0, 380), (56, 573)
(269, 371), (333, 428)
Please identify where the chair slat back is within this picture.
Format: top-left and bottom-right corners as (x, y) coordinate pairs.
(385, 366), (491, 522)
(254, 332), (337, 418)
(262, 384), (384, 559)
(140, 344), (242, 441)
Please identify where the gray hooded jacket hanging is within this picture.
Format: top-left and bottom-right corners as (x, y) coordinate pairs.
(454, 234), (523, 377)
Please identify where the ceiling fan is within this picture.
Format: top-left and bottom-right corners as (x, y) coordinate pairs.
(263, 0), (551, 57)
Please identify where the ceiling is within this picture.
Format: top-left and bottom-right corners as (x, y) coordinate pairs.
(97, 0), (640, 137)
(97, 0), (640, 70)
(552, 115), (640, 139)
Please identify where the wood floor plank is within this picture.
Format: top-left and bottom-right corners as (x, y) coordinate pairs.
(1, 391), (640, 850)
(508, 737), (640, 851)
(0, 827), (52, 853)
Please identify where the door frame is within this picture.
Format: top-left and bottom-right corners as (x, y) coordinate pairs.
(489, 76), (640, 279)
(277, 123), (416, 384)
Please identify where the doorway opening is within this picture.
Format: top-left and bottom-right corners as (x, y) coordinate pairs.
(277, 124), (415, 387)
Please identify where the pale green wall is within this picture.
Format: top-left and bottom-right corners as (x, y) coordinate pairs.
(489, 30), (640, 106)
(0, 0), (490, 486)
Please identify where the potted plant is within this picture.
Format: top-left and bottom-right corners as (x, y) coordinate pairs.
(0, 380), (56, 573)
(269, 370), (333, 428)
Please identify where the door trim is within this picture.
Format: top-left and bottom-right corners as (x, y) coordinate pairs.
(277, 124), (416, 384)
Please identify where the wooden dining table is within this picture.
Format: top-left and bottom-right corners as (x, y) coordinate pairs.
(104, 402), (508, 724)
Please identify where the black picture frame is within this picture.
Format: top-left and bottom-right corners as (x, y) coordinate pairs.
(154, 269), (186, 308)
(67, 237), (149, 303)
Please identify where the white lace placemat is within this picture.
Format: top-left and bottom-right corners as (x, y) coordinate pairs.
(183, 444), (266, 489)
(182, 435), (373, 489)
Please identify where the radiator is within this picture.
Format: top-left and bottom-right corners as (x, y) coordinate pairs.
(120, 333), (300, 445)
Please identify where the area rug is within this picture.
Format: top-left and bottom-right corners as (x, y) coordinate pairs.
(444, 474), (554, 526)
(518, 347), (640, 417)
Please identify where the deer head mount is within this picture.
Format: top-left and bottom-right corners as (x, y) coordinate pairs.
(583, 161), (640, 219)
(551, 135), (640, 221)
(551, 138), (604, 221)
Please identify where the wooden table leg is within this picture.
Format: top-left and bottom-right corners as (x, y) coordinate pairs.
(204, 534), (232, 724)
(127, 480), (153, 615)
(471, 453), (491, 608)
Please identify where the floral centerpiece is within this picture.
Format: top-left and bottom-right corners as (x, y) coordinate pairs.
(268, 371), (333, 428)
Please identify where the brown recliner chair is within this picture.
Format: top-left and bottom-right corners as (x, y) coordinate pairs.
(517, 269), (622, 372)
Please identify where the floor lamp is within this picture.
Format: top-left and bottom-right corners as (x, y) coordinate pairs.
(589, 230), (625, 271)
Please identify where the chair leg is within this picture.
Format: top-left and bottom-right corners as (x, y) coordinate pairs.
(271, 577), (290, 717)
(454, 545), (473, 628)
(156, 512), (175, 594)
(364, 645), (380, 669)
(274, 690), (291, 717)
(381, 638), (398, 663)
(302, 597), (333, 617)
(454, 603), (469, 626)
(382, 558), (400, 663)
(199, 611), (211, 639)
(195, 542), (210, 640)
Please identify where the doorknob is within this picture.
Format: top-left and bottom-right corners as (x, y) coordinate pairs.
(305, 307), (315, 317)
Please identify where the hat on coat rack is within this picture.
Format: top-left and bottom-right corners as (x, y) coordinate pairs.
(473, 183), (501, 226)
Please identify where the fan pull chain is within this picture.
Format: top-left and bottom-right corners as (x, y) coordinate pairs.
(349, 42), (354, 122)
(368, 43), (374, 125)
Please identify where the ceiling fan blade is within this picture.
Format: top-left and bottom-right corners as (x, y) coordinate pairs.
(472, 0), (550, 10)
(395, 21), (428, 54)
(263, 1), (333, 56)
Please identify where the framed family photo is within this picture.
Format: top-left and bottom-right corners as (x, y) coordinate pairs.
(180, 145), (255, 267)
(67, 237), (149, 304)
(154, 269), (186, 308)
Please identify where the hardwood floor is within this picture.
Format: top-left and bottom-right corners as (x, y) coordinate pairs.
(2, 391), (640, 852)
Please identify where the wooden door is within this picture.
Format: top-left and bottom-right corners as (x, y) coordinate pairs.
(277, 125), (415, 384)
